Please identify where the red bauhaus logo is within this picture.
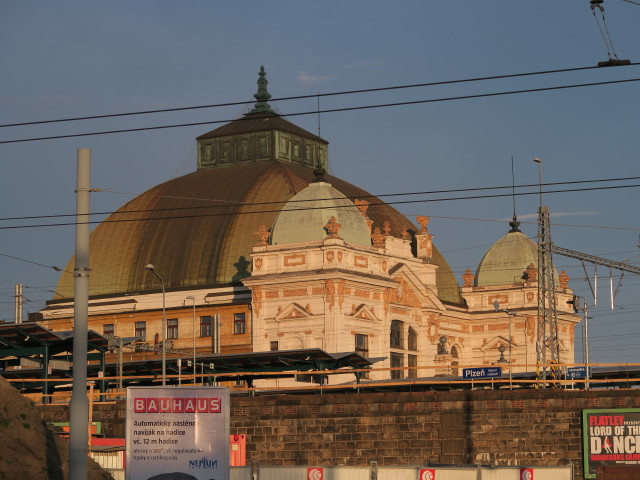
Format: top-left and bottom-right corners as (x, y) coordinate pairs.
(520, 468), (534, 480)
(307, 467), (323, 480)
(133, 397), (221, 413)
(419, 469), (435, 480)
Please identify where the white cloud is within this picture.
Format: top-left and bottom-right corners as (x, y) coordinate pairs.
(506, 211), (599, 221)
(352, 58), (386, 68)
(295, 71), (337, 86)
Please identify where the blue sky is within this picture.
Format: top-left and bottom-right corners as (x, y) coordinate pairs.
(1, 1), (639, 364)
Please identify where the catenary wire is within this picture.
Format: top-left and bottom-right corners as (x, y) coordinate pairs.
(2, 63), (638, 129)
(2, 183), (640, 231)
(3, 77), (640, 145)
(2, 176), (639, 223)
(0, 253), (73, 275)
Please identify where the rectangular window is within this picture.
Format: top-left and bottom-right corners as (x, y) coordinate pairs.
(296, 373), (327, 384)
(234, 313), (246, 335)
(103, 324), (114, 339)
(355, 334), (370, 379)
(390, 352), (404, 380)
(134, 321), (146, 341)
(390, 320), (403, 349)
(200, 316), (212, 337)
(408, 328), (418, 351)
(408, 354), (418, 379)
(355, 334), (369, 357)
(167, 318), (178, 340)
(270, 341), (279, 351)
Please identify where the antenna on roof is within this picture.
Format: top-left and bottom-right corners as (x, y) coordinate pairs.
(317, 92), (321, 138)
(508, 155), (521, 233)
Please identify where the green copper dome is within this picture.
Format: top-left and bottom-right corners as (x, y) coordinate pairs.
(475, 230), (552, 286)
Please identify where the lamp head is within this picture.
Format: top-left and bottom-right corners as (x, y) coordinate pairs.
(533, 157), (541, 164)
(144, 264), (155, 272)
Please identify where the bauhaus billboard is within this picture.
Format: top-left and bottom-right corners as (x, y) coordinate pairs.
(126, 386), (230, 480)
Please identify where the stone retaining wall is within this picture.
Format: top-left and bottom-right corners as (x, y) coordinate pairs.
(37, 388), (640, 480)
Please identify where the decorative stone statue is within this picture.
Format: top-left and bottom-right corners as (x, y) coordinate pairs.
(437, 335), (448, 355)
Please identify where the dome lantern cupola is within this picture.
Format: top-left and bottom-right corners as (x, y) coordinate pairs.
(196, 66), (329, 171)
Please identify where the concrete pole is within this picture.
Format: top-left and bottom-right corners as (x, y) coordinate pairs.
(14, 284), (23, 323)
(69, 148), (91, 480)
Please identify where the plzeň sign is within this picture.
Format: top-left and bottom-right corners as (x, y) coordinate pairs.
(462, 367), (502, 379)
(126, 386), (229, 480)
(582, 408), (640, 479)
(567, 366), (587, 379)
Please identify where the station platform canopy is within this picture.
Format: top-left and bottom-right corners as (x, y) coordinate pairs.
(0, 323), (374, 394)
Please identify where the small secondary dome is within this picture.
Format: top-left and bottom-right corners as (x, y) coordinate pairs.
(475, 227), (539, 287)
(270, 179), (372, 246)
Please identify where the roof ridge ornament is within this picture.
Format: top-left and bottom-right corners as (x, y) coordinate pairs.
(248, 65), (276, 115)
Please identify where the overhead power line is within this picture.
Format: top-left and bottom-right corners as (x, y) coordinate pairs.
(0, 253), (72, 275)
(1, 176), (639, 223)
(2, 182), (640, 231)
(2, 76), (640, 145)
(2, 63), (638, 129)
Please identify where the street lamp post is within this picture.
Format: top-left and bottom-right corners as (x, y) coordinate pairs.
(186, 296), (197, 382)
(494, 301), (514, 390)
(145, 264), (166, 386)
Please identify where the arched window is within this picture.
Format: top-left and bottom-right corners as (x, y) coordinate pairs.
(408, 327), (418, 351)
(288, 337), (304, 349)
(451, 345), (460, 376)
(390, 320), (403, 349)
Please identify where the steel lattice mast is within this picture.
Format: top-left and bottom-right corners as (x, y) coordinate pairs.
(536, 206), (561, 381)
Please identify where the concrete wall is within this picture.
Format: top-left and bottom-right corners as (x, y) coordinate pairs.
(38, 388), (640, 480)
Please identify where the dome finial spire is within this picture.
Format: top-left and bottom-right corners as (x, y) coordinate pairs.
(312, 162), (327, 182)
(249, 65), (276, 115)
(509, 213), (521, 233)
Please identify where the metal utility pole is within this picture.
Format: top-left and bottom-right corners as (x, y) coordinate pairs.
(145, 264), (166, 385)
(69, 148), (91, 480)
(583, 302), (590, 390)
(14, 284), (23, 323)
(186, 296), (197, 379)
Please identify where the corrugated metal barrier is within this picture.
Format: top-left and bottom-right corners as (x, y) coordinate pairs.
(229, 465), (573, 480)
(88, 461), (572, 479)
